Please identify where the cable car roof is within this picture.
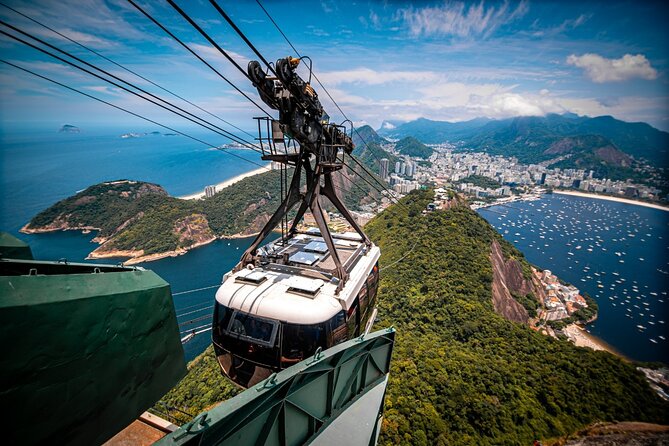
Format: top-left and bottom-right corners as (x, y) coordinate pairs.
(216, 231), (380, 325)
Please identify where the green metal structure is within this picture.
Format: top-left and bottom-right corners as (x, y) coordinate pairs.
(0, 231), (33, 259)
(1, 234), (186, 446)
(158, 327), (395, 446)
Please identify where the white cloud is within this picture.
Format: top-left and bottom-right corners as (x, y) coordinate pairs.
(566, 53), (658, 83)
(318, 75), (567, 126)
(318, 68), (439, 86)
(400, 0), (528, 38)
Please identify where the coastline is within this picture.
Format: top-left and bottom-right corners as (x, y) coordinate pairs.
(553, 190), (669, 212)
(179, 166), (268, 200)
(84, 231), (265, 265)
(563, 324), (627, 360)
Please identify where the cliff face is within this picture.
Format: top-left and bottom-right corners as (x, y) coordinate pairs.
(489, 240), (530, 323)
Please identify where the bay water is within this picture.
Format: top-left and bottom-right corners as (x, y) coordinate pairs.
(478, 194), (669, 363)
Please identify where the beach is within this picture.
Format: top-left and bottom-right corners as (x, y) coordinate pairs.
(179, 166), (268, 200)
(563, 324), (625, 358)
(553, 190), (669, 212)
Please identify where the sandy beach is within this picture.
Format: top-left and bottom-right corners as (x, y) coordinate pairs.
(179, 166), (269, 200)
(563, 324), (625, 358)
(553, 190), (669, 212)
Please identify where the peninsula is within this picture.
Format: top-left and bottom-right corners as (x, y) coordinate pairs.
(21, 165), (379, 264)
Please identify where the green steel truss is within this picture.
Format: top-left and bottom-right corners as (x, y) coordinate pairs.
(159, 328), (396, 446)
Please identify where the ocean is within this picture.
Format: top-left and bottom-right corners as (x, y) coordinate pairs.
(1, 127), (269, 361)
(1, 127), (266, 233)
(478, 194), (669, 363)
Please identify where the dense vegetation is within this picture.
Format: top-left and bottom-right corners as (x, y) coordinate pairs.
(364, 190), (668, 445)
(352, 124), (389, 147)
(457, 174), (502, 189)
(550, 151), (646, 182)
(154, 346), (240, 424)
(155, 189), (667, 444)
(352, 144), (398, 176)
(395, 136), (433, 159)
(26, 162), (380, 257)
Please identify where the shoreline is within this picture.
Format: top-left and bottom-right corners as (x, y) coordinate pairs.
(553, 190), (669, 212)
(563, 323), (627, 360)
(179, 166), (268, 200)
(85, 231), (264, 265)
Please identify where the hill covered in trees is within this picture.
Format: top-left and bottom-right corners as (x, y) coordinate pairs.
(154, 189), (668, 444)
(395, 136), (433, 159)
(22, 164), (380, 263)
(352, 125), (398, 172)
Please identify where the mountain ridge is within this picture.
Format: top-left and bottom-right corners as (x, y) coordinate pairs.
(378, 113), (669, 169)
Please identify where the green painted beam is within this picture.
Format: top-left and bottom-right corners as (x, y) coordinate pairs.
(158, 328), (395, 446)
(1, 259), (186, 445)
(0, 232), (33, 260)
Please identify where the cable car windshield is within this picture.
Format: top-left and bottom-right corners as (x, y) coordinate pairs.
(224, 311), (278, 348)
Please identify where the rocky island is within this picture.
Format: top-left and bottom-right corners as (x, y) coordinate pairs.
(58, 124), (80, 133)
(21, 166), (379, 264)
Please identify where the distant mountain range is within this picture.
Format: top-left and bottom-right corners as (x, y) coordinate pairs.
(377, 114), (669, 171)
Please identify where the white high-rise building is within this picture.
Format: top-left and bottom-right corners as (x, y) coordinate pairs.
(204, 185), (217, 198)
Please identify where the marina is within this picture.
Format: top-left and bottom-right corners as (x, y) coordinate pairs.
(479, 193), (669, 363)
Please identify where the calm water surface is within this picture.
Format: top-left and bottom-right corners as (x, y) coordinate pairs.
(479, 193), (669, 363)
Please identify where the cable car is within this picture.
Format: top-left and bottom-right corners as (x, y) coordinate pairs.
(212, 56), (381, 388)
(213, 230), (379, 387)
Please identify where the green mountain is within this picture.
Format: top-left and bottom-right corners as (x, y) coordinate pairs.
(353, 124), (389, 147)
(22, 166), (380, 263)
(378, 114), (669, 168)
(378, 117), (491, 143)
(395, 136), (433, 159)
(155, 189), (668, 444)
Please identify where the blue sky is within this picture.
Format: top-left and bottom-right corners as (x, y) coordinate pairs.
(1, 0), (668, 134)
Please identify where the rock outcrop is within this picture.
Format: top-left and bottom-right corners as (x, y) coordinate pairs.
(489, 239), (532, 323)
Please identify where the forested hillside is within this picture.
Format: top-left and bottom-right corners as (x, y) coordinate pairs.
(395, 136), (433, 159)
(366, 190), (668, 445)
(23, 163), (380, 262)
(154, 189), (668, 445)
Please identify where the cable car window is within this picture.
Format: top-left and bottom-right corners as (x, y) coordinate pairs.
(214, 304), (234, 336)
(329, 310), (347, 345)
(358, 283), (368, 313)
(225, 311), (279, 348)
(347, 299), (359, 339)
(281, 323), (326, 366)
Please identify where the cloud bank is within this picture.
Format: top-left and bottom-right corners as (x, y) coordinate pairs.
(566, 53), (657, 83)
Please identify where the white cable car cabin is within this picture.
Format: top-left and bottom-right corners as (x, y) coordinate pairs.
(213, 56), (381, 388)
(213, 229), (380, 388)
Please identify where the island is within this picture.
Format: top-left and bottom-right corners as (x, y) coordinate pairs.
(59, 124), (80, 133)
(21, 165), (380, 264)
